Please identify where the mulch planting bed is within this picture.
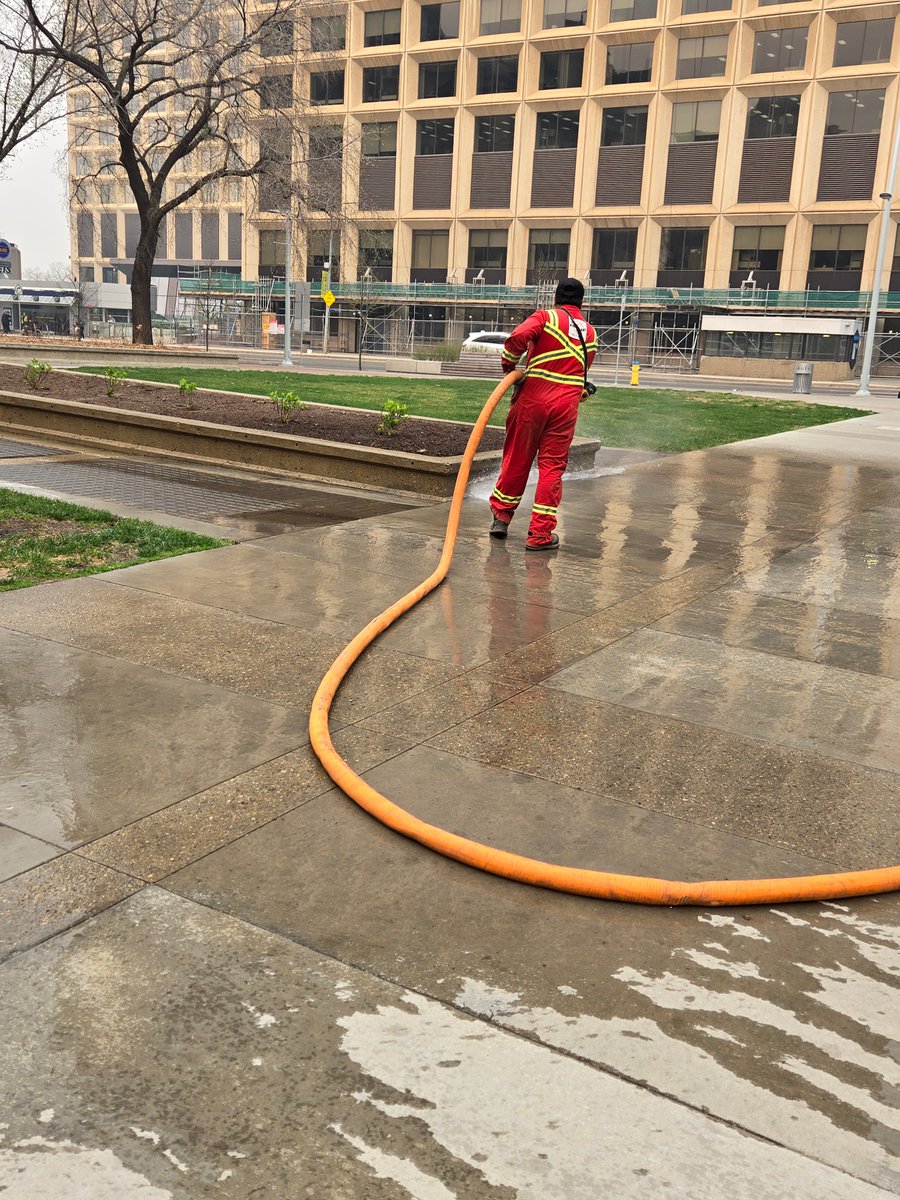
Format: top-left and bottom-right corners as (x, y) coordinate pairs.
(0, 364), (506, 458)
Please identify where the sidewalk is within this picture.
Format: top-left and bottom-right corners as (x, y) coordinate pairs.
(0, 408), (898, 1196)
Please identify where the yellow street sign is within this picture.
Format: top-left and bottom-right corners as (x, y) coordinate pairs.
(323, 289), (335, 308)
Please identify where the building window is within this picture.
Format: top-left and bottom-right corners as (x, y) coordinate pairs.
(364, 10), (401, 47)
(362, 122), (398, 156)
(476, 55), (519, 93)
(833, 18), (894, 68)
(310, 70), (344, 105)
(421, 2), (460, 41)
(543, 0), (587, 29)
(535, 111), (580, 149)
(746, 95), (800, 139)
(310, 15), (345, 52)
(468, 229), (508, 269)
(605, 42), (653, 85)
(258, 74), (293, 110)
(808, 225), (866, 272)
(480, 0), (521, 35)
(601, 106), (648, 146)
(682, 0), (730, 12)
(671, 100), (721, 142)
(527, 229), (570, 276)
(308, 230), (340, 282)
(416, 118), (455, 154)
(358, 229), (393, 276)
(102, 267), (119, 283)
(418, 60), (457, 98)
(412, 229), (449, 269)
(592, 228), (637, 270)
(751, 28), (808, 73)
(732, 226), (784, 272)
(259, 229), (282, 273)
(675, 35), (728, 79)
(609, 0), (656, 20)
(74, 154), (91, 177)
(539, 49), (584, 89)
(79, 266), (95, 282)
(824, 89), (884, 136)
(260, 20), (294, 57)
(363, 66), (400, 103)
(660, 228), (708, 272)
(474, 114), (515, 152)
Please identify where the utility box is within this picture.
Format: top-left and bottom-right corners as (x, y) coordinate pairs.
(792, 362), (813, 394)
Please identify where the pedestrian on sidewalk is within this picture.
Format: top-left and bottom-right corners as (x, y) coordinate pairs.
(1, 310), (10, 334)
(489, 278), (597, 551)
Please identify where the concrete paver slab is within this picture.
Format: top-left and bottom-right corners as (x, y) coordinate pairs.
(2, 887), (891, 1198)
(0, 825), (61, 882)
(0, 627), (305, 847)
(543, 628), (900, 773)
(0, 436), (65, 458)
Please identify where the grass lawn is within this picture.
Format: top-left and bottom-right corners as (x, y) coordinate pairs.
(77, 366), (871, 454)
(0, 488), (228, 591)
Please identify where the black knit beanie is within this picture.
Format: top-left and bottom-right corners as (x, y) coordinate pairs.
(554, 277), (584, 308)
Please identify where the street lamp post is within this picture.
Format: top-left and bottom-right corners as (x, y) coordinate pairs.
(281, 209), (293, 368)
(855, 114), (900, 397)
(322, 226), (334, 355)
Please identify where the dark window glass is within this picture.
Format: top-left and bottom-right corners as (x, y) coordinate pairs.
(601, 105), (648, 146)
(259, 74), (293, 110)
(260, 20), (294, 57)
(808, 225), (866, 272)
(364, 9), (401, 47)
(417, 118), (455, 155)
(592, 228), (637, 270)
(671, 99), (721, 142)
(358, 229), (393, 272)
(418, 60), (457, 98)
(412, 230), (449, 268)
(480, 0), (521, 35)
(682, 0), (730, 12)
(539, 49), (584, 89)
(307, 231), (340, 282)
(731, 226), (784, 272)
(528, 229), (570, 273)
(362, 66), (400, 103)
(824, 89), (884, 136)
(833, 18), (894, 67)
(310, 71), (344, 105)
(609, 0), (656, 18)
(751, 27), (808, 73)
(421, 2), (460, 41)
(660, 228), (708, 271)
(535, 110), (580, 149)
(605, 42), (653, 85)
(745, 95), (800, 139)
(468, 229), (508, 269)
(310, 15), (344, 52)
(102, 266), (118, 283)
(474, 114), (515, 152)
(80, 265), (95, 282)
(362, 122), (398, 156)
(676, 35), (728, 79)
(476, 55), (519, 93)
(543, 0), (587, 29)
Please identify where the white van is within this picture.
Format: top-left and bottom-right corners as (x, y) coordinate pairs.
(461, 330), (510, 355)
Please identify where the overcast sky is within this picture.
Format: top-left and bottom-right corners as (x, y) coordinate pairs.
(0, 123), (72, 275)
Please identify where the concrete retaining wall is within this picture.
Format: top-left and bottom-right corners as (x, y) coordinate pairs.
(699, 356), (852, 382)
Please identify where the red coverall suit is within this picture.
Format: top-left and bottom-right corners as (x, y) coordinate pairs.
(490, 306), (597, 543)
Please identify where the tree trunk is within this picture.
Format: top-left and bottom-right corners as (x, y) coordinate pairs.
(130, 232), (157, 346)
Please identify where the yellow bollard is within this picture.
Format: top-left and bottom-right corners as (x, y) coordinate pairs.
(630, 362), (640, 386)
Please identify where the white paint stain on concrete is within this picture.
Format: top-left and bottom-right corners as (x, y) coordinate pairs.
(0, 1137), (172, 1197)
(37, 1109), (54, 1124)
(680, 948), (769, 980)
(796, 962), (899, 1040)
(161, 1149), (188, 1173)
(331, 1123), (458, 1199)
(557, 985), (580, 997)
(337, 993), (887, 1199)
(216, 1169), (233, 1182)
(241, 1001), (278, 1029)
(453, 978), (522, 1019)
(130, 1128), (160, 1146)
(698, 914), (770, 941)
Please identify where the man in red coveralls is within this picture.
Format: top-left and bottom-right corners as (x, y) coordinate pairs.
(489, 278), (597, 551)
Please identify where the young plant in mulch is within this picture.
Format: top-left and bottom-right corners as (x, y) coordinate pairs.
(23, 358), (52, 390)
(104, 367), (127, 397)
(178, 377), (198, 408)
(377, 399), (409, 436)
(269, 389), (307, 424)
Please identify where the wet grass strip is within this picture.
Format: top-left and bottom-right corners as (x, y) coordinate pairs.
(77, 367), (872, 454)
(0, 488), (228, 591)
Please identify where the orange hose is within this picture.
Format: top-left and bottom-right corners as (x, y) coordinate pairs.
(309, 372), (900, 906)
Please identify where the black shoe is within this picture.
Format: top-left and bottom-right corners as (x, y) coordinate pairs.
(489, 518), (509, 539)
(525, 532), (559, 552)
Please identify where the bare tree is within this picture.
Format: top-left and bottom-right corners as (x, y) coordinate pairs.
(0, 13), (64, 171)
(3, 0), (308, 343)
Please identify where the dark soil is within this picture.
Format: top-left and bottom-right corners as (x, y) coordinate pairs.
(0, 365), (506, 458)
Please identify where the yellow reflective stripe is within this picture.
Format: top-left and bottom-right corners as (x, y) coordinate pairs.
(532, 504), (557, 514)
(529, 349), (575, 368)
(501, 348), (519, 362)
(492, 487), (522, 503)
(525, 368), (584, 387)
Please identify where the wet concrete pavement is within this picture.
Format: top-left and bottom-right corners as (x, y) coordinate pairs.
(0, 411), (898, 1197)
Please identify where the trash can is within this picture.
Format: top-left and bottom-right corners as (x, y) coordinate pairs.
(792, 361), (813, 394)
